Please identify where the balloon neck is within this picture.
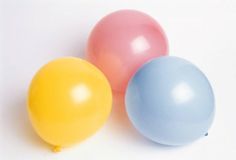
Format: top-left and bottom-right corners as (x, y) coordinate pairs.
(52, 146), (61, 152)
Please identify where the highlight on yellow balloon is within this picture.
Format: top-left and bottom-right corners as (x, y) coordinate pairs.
(27, 57), (112, 151)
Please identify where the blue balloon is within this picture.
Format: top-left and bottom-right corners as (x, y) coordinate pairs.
(125, 56), (215, 146)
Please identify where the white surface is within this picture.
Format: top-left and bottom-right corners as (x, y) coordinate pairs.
(1, 0), (236, 159)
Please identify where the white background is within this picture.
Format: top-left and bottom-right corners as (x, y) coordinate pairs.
(1, 0), (236, 159)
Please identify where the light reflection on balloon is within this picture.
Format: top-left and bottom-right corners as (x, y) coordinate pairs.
(171, 82), (194, 104)
(71, 84), (91, 104)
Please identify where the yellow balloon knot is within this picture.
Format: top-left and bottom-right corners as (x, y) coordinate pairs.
(52, 146), (61, 153)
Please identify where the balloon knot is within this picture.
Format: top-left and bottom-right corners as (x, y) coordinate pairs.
(52, 146), (61, 152)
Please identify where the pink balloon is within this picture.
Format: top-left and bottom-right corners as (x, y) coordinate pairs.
(86, 10), (168, 93)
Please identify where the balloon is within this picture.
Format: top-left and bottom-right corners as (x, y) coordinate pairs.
(87, 10), (168, 93)
(125, 56), (215, 146)
(27, 57), (112, 150)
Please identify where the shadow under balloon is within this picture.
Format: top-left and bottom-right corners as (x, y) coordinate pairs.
(108, 91), (185, 151)
(3, 92), (51, 152)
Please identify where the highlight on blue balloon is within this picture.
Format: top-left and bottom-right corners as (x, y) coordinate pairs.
(125, 56), (215, 146)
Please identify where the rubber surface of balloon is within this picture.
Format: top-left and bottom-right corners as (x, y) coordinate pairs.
(28, 57), (112, 149)
(87, 10), (168, 93)
(125, 56), (215, 146)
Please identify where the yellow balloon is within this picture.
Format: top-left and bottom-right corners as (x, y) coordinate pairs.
(27, 57), (112, 151)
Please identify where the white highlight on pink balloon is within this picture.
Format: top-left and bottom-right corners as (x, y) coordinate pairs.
(131, 36), (151, 54)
